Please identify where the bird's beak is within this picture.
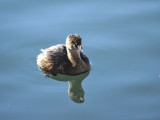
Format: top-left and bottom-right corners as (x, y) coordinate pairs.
(78, 45), (82, 50)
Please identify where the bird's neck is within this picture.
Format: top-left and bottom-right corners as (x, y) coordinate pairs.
(67, 48), (83, 67)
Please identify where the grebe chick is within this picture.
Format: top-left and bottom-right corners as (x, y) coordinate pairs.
(37, 34), (90, 76)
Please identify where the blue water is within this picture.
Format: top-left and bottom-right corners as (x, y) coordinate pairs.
(1, 0), (160, 120)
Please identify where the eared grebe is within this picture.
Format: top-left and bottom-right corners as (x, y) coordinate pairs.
(37, 34), (90, 76)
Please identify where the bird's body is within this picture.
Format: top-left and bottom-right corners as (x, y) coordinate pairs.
(37, 34), (90, 76)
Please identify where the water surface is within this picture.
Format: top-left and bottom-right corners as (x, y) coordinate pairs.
(0, 0), (160, 120)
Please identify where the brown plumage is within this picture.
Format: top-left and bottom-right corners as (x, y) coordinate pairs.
(37, 34), (90, 76)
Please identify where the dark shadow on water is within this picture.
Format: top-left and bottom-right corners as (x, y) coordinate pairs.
(40, 69), (90, 104)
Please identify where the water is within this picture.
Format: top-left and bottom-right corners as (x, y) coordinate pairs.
(1, 0), (160, 120)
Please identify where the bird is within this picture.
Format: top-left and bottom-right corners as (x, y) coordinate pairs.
(37, 34), (90, 76)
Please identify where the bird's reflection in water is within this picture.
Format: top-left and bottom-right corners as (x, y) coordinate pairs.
(40, 69), (90, 103)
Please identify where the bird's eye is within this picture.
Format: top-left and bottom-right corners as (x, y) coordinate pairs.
(71, 41), (74, 44)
